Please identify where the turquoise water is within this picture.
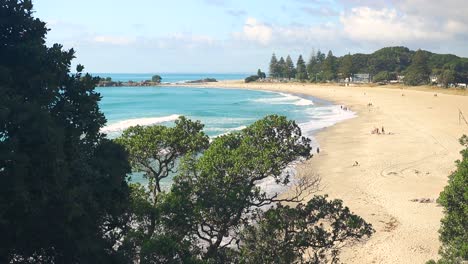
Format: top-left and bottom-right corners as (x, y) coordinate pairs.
(92, 73), (249, 83)
(96, 85), (355, 186)
(97, 86), (355, 138)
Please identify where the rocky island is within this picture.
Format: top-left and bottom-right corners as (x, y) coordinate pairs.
(96, 74), (162, 87)
(185, 78), (218, 83)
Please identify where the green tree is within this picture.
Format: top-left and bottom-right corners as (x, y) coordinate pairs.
(170, 115), (316, 260)
(257, 69), (266, 79)
(245, 75), (260, 83)
(367, 46), (412, 74)
(433, 136), (468, 263)
(0, 1), (131, 262)
(404, 49), (431, 85)
(350, 53), (370, 74)
(278, 56), (286, 78)
(285, 55), (296, 80)
(263, 46), (468, 85)
(438, 69), (457, 87)
(296, 55), (308, 81)
(240, 196), (374, 263)
(114, 117), (209, 260)
(307, 51), (317, 81)
(151, 74), (162, 83)
(269, 53), (279, 78)
(307, 50), (326, 82)
(340, 53), (353, 79)
(115, 115), (374, 262)
(373, 71), (397, 82)
(322, 50), (337, 81)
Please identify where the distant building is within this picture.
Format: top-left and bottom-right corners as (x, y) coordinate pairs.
(397, 75), (405, 83)
(430, 75), (438, 84)
(352, 73), (371, 83)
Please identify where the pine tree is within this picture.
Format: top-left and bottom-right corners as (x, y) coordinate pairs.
(269, 53), (279, 78)
(285, 55), (296, 80)
(316, 50), (326, 64)
(307, 51), (317, 81)
(308, 50), (326, 82)
(340, 53), (353, 79)
(278, 57), (286, 78)
(404, 49), (431, 85)
(322, 50), (337, 81)
(296, 55), (308, 81)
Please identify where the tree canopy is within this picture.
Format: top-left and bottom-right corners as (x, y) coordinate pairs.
(265, 46), (468, 85)
(3, 1), (376, 262)
(404, 49), (431, 85)
(151, 74), (162, 83)
(295, 55), (308, 81)
(428, 136), (468, 263)
(114, 115), (374, 262)
(0, 1), (131, 262)
(285, 55), (296, 80)
(269, 53), (279, 78)
(322, 50), (337, 81)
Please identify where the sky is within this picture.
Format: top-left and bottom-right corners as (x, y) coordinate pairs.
(34, 0), (468, 73)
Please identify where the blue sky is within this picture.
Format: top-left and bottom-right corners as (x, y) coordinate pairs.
(34, 0), (468, 73)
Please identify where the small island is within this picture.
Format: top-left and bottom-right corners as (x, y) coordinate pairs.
(96, 74), (162, 87)
(185, 78), (218, 84)
(96, 75), (218, 86)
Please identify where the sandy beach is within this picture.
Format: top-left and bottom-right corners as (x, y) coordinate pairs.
(193, 81), (468, 263)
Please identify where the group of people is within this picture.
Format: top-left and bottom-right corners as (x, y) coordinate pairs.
(340, 105), (350, 111)
(371, 126), (385, 134)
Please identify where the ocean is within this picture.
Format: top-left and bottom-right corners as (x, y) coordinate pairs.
(95, 74), (356, 187)
(92, 73), (250, 84)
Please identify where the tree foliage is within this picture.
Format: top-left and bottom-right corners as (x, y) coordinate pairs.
(307, 50), (325, 82)
(322, 51), (337, 81)
(151, 75), (162, 83)
(404, 49), (431, 85)
(339, 54), (353, 79)
(114, 115), (374, 263)
(430, 136), (468, 263)
(278, 56), (286, 79)
(257, 69), (266, 79)
(114, 117), (209, 261)
(438, 70), (457, 88)
(373, 71), (397, 82)
(0, 1), (131, 262)
(240, 196), (374, 263)
(285, 55), (296, 80)
(269, 53), (279, 78)
(266, 46), (468, 85)
(245, 75), (259, 83)
(296, 55), (308, 81)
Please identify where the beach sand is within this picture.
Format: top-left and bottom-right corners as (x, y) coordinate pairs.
(196, 81), (468, 263)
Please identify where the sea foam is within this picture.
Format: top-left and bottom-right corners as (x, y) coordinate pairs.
(101, 114), (180, 134)
(299, 105), (356, 136)
(253, 92), (314, 106)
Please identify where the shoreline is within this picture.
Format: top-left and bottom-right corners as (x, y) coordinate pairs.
(185, 80), (468, 263)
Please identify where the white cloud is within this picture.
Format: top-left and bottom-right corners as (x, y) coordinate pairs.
(339, 6), (458, 44)
(142, 33), (216, 50)
(233, 17), (339, 48)
(93, 35), (136, 45)
(235, 18), (273, 46)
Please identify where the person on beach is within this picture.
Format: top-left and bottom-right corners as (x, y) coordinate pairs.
(382, 126), (385, 134)
(317, 147), (320, 154)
